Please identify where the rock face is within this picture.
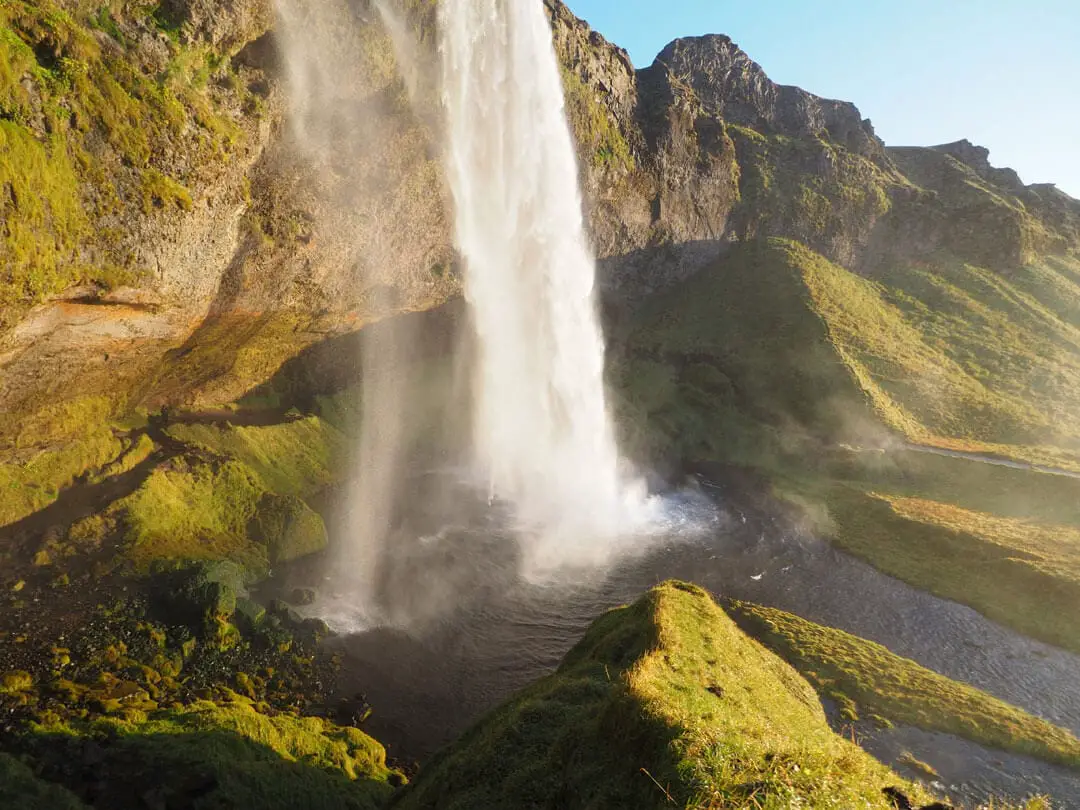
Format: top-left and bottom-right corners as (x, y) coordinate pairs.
(1, 0), (1078, 483)
(643, 35), (882, 158)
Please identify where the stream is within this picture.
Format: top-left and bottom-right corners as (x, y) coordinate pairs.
(286, 465), (1080, 809)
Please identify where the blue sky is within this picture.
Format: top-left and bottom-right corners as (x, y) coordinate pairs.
(567, 1), (1080, 199)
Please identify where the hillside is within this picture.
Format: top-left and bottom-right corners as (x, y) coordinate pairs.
(393, 582), (940, 810)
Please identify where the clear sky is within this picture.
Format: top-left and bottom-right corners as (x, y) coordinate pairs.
(567, 1), (1080, 199)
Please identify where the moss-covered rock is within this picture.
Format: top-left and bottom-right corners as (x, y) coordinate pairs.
(250, 493), (329, 565)
(16, 697), (399, 810)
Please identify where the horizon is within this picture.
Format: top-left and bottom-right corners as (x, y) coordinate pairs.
(568, 0), (1080, 200)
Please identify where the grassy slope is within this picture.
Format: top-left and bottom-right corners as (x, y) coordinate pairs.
(732, 602), (1080, 770)
(622, 237), (1080, 653)
(0, 752), (87, 809)
(626, 237), (1080, 470)
(795, 481), (1080, 655)
(394, 581), (934, 810)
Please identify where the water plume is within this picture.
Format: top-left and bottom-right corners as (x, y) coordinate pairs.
(439, 0), (646, 568)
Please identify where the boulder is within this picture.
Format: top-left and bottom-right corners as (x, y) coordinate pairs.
(250, 494), (328, 565)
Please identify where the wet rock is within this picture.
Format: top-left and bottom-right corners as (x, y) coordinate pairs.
(235, 597), (266, 630)
(882, 787), (953, 810)
(300, 617), (331, 638)
(289, 587), (316, 606)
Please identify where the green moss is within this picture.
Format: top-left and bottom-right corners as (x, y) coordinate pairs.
(0, 0), (258, 306)
(117, 458), (268, 573)
(1, 670), (34, 693)
(140, 168), (193, 213)
(0, 425), (123, 527)
(18, 698), (397, 810)
(140, 314), (317, 408)
(396, 582), (934, 810)
(0, 121), (89, 303)
(733, 602), (1080, 770)
(0, 753), (86, 809)
(560, 66), (634, 173)
(251, 493), (328, 565)
(89, 432), (156, 483)
(165, 417), (347, 499)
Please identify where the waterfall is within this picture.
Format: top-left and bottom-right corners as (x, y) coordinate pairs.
(439, 0), (636, 556)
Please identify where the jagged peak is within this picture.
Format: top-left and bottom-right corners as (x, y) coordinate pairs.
(641, 33), (882, 157)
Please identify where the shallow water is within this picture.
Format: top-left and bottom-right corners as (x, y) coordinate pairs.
(293, 466), (1080, 808)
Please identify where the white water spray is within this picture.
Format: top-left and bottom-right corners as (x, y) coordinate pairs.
(439, 0), (638, 554)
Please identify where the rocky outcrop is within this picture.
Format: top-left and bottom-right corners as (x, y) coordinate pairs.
(642, 35), (883, 159)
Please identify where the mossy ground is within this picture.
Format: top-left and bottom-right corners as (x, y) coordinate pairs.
(394, 582), (936, 810)
(0, 585), (399, 810)
(731, 601), (1080, 770)
(105, 415), (342, 574)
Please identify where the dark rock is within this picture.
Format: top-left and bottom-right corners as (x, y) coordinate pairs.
(300, 617), (331, 637)
(289, 587), (316, 606)
(234, 597), (266, 630)
(883, 787), (914, 810)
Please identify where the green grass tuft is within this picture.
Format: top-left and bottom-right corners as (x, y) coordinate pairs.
(733, 601), (1080, 770)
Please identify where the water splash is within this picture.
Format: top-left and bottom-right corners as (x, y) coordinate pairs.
(439, 0), (641, 560)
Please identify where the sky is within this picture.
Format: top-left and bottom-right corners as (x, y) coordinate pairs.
(567, 1), (1080, 199)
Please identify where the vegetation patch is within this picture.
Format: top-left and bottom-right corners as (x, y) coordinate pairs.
(166, 417), (348, 499)
(560, 65), (634, 173)
(0, 426), (123, 528)
(116, 457), (269, 574)
(0, 589), (398, 810)
(800, 485), (1080, 655)
(623, 238), (1080, 473)
(732, 602), (1080, 770)
(394, 581), (935, 809)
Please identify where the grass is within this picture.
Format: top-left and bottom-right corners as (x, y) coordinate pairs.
(790, 483), (1080, 655)
(0, 753), (86, 809)
(621, 237), (1080, 656)
(394, 581), (935, 810)
(733, 602), (1080, 771)
(624, 238), (1080, 472)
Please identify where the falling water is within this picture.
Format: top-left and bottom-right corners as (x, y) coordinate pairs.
(439, 0), (636, 556)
